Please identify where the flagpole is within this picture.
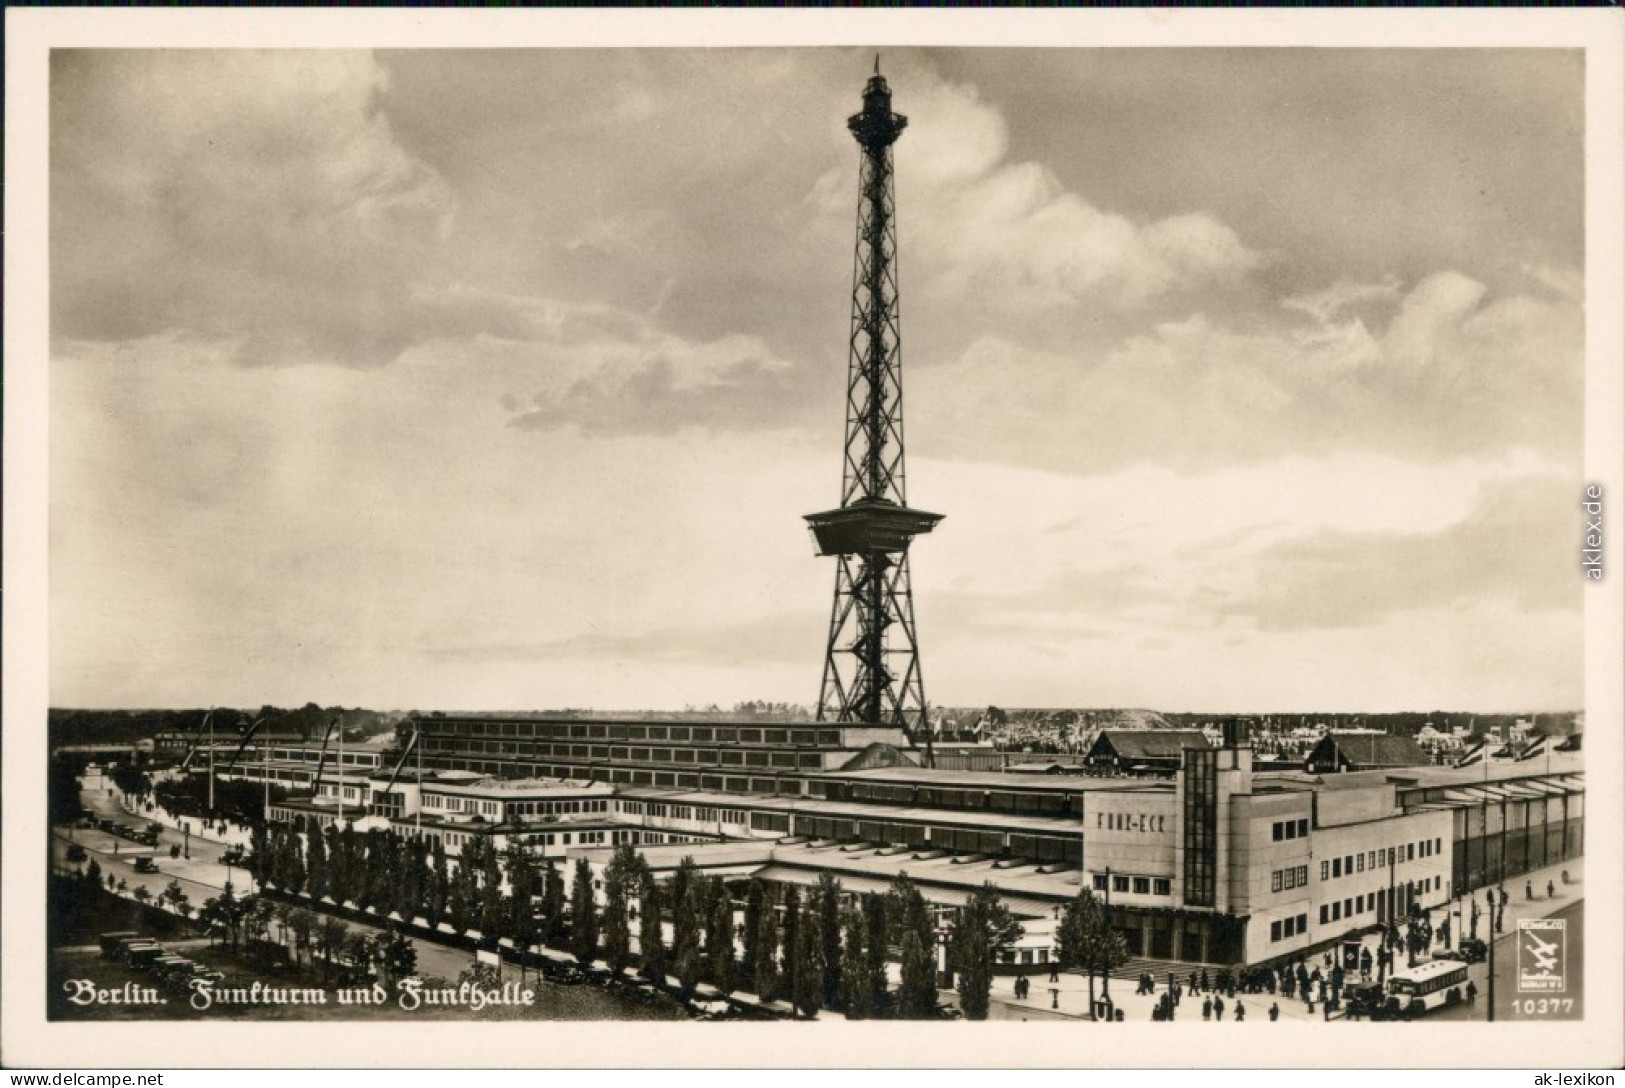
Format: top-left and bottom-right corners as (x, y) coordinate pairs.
(208, 708), (216, 817)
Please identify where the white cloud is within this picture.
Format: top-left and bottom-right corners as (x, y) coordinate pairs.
(53, 50), (458, 367)
(912, 269), (1581, 475)
(810, 74), (1263, 317)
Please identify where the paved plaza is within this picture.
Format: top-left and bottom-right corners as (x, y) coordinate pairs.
(985, 856), (1584, 1024)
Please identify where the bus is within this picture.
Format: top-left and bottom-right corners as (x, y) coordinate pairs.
(1387, 959), (1470, 1015)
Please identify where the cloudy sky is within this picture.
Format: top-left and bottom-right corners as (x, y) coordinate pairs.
(48, 47), (1586, 713)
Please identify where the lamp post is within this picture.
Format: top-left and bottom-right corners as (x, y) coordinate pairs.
(1102, 865), (1112, 1010)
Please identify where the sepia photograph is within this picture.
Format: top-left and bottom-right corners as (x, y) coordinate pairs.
(5, 7), (1622, 1072)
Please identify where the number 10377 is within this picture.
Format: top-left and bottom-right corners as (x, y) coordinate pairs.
(1515, 998), (1574, 1016)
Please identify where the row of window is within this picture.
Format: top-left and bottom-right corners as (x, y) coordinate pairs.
(1321, 838), (1443, 882)
(1316, 875), (1443, 926)
(1271, 865), (1309, 893)
(1092, 873), (1174, 896)
(269, 748), (380, 768)
(506, 798), (610, 818)
(423, 795), (500, 816)
(841, 783), (1079, 820)
(1269, 914), (1309, 942)
(436, 761), (811, 795)
(1000, 947), (1055, 966)
(422, 721), (844, 747)
(1270, 818), (1311, 842)
(422, 738), (829, 771)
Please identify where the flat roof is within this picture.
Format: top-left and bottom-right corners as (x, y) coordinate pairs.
(620, 786), (1087, 835)
(423, 776), (611, 796)
(831, 766), (1169, 794)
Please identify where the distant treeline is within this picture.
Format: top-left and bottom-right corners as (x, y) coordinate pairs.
(1157, 710), (1581, 738)
(49, 704), (406, 749)
(941, 707), (1580, 740)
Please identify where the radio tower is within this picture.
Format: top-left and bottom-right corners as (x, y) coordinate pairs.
(805, 60), (942, 737)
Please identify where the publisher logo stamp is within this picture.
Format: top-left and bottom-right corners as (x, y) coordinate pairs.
(1518, 918), (1566, 993)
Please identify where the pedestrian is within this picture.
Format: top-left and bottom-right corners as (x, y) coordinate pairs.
(1015, 974), (1026, 999)
(1269, 1002), (1280, 1021)
(1049, 963), (1060, 984)
(1200, 969), (1209, 993)
(1234, 1000), (1245, 1022)
(1202, 996), (1212, 1021)
(1466, 980), (1478, 1006)
(1561, 869), (1570, 885)
(1525, 880), (1534, 901)
(1547, 880), (1555, 899)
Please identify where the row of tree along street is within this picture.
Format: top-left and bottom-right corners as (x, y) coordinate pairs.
(64, 860), (421, 988)
(242, 823), (1133, 1019)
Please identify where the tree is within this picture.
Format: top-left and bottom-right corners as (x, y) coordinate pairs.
(780, 886), (802, 1004)
(950, 883), (1024, 1020)
(475, 835), (504, 937)
(305, 828), (329, 901)
(841, 903), (871, 1020)
(539, 861), (565, 949)
(669, 856), (700, 981)
(200, 886), (248, 952)
(381, 929), (417, 987)
(863, 892), (890, 1017)
(83, 857), (102, 890)
(318, 916), (350, 981)
(674, 875), (703, 999)
(814, 872), (844, 1010)
(288, 908), (315, 969)
(753, 885), (780, 1002)
(1056, 888), (1127, 1018)
(601, 845), (637, 977)
(569, 857), (598, 965)
(343, 930), (375, 982)
(637, 868), (666, 984)
(705, 878), (735, 992)
(888, 874), (936, 1018)
(792, 899), (825, 1018)
(428, 837), (450, 923)
(741, 879), (765, 980)
(503, 839), (541, 954)
(896, 928), (935, 1019)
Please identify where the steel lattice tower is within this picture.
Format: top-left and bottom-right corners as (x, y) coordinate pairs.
(805, 64), (942, 735)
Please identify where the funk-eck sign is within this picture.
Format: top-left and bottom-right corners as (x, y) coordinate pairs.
(1097, 812), (1168, 833)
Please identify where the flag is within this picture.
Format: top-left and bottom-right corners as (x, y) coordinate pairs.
(1454, 740), (1486, 768)
(1517, 733), (1549, 762)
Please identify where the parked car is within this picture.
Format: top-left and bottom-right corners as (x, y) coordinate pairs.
(99, 931), (142, 959)
(133, 857), (159, 873)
